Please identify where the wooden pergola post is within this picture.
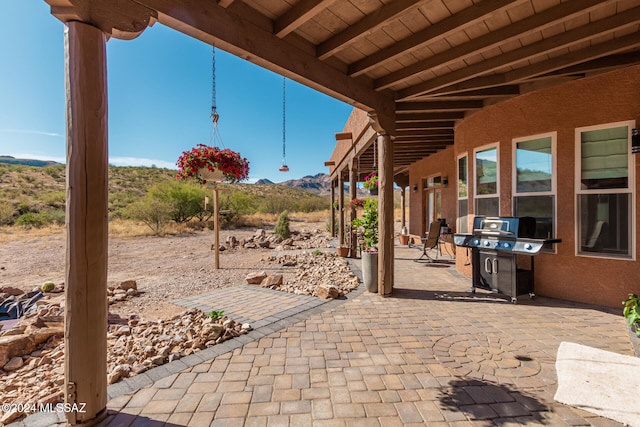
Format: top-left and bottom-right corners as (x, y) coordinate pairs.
(330, 181), (336, 237)
(377, 131), (394, 296)
(213, 187), (220, 269)
(369, 110), (395, 297)
(64, 21), (108, 425)
(338, 172), (345, 246)
(349, 160), (358, 257)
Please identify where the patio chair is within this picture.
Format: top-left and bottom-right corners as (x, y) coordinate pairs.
(416, 221), (442, 262)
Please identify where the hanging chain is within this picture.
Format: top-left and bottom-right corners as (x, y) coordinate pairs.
(372, 137), (377, 169)
(282, 77), (286, 162)
(211, 45), (219, 125)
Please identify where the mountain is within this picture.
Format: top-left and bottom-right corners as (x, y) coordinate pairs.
(0, 156), (62, 167)
(277, 173), (331, 196)
(255, 178), (274, 185)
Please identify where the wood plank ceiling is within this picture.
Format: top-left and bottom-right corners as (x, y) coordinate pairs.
(136, 0), (640, 176)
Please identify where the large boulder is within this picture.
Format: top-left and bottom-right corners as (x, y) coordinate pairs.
(245, 271), (267, 284)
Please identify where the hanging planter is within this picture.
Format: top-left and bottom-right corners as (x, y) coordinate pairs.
(176, 144), (250, 185)
(363, 172), (378, 195)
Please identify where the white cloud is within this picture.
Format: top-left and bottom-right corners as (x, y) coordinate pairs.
(0, 128), (63, 137)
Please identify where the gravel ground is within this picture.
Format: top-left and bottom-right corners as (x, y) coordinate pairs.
(0, 221), (332, 321)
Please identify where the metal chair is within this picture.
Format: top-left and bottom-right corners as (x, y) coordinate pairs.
(416, 221), (442, 262)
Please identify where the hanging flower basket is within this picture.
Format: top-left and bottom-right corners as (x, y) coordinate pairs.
(350, 198), (365, 209)
(176, 144), (250, 185)
(363, 172), (378, 193)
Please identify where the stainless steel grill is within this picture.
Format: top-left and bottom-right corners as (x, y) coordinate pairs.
(454, 216), (561, 303)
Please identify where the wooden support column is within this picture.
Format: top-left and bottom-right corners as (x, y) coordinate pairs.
(400, 187), (406, 230)
(377, 131), (394, 296)
(338, 172), (345, 246)
(213, 188), (220, 269)
(349, 160), (357, 257)
(330, 181), (336, 237)
(64, 21), (108, 425)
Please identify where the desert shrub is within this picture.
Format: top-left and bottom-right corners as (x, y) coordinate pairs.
(258, 195), (289, 214)
(123, 196), (173, 235)
(15, 209), (64, 228)
(275, 210), (291, 239)
(109, 191), (141, 218)
(43, 165), (65, 179)
(293, 196), (329, 213)
(41, 191), (66, 208)
(149, 181), (205, 224)
(0, 203), (15, 226)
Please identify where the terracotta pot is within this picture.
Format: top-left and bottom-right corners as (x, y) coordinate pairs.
(336, 247), (350, 257)
(398, 235), (410, 245)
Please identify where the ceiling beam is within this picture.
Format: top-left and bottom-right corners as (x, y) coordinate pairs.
(373, 0), (606, 90)
(429, 86), (520, 99)
(396, 129), (453, 137)
(396, 121), (454, 130)
(394, 138), (453, 144)
(275, 0), (336, 38)
(348, 0), (524, 77)
(396, 112), (465, 122)
(217, 0), (234, 7)
(135, 0), (392, 113)
(421, 32), (640, 97)
(541, 51), (640, 78)
(396, 101), (483, 112)
(397, 7), (640, 99)
(317, 0), (429, 60)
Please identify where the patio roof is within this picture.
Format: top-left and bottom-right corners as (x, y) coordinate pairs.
(142, 0), (640, 176)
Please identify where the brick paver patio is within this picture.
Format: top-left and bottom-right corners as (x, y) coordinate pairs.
(14, 245), (634, 426)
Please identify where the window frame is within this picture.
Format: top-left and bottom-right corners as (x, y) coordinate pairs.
(457, 153), (469, 233)
(574, 120), (636, 260)
(512, 132), (557, 252)
(473, 143), (500, 216)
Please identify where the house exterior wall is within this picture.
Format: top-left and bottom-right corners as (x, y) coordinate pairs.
(419, 65), (640, 308)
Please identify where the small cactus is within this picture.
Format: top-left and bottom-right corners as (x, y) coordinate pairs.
(41, 281), (55, 293)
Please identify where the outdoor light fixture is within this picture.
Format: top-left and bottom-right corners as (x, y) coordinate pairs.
(442, 176), (449, 187)
(632, 128), (639, 154)
(413, 184), (418, 192)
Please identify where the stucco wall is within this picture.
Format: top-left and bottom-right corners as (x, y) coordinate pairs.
(448, 65), (640, 308)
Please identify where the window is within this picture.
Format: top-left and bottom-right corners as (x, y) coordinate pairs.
(576, 122), (635, 259)
(474, 145), (499, 217)
(457, 154), (469, 233)
(512, 133), (556, 249)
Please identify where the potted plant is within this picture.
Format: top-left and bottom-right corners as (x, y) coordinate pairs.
(363, 173), (378, 195)
(352, 198), (378, 292)
(176, 144), (250, 184)
(623, 294), (640, 336)
(398, 226), (410, 245)
(350, 198), (365, 210)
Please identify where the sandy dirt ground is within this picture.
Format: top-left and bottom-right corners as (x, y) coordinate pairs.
(0, 220), (329, 321)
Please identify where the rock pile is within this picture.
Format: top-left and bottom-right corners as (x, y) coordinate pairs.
(0, 304), (250, 424)
(223, 228), (333, 252)
(107, 280), (139, 305)
(257, 252), (359, 298)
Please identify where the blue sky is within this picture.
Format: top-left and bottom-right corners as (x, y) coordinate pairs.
(0, 1), (353, 183)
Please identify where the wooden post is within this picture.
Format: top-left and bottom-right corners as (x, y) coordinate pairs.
(338, 173), (345, 246)
(400, 186), (406, 230)
(377, 131), (394, 296)
(349, 160), (357, 257)
(64, 21), (108, 425)
(330, 181), (335, 237)
(213, 187), (220, 269)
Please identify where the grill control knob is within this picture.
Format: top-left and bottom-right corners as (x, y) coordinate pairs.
(473, 239), (480, 245)
(503, 242), (510, 249)
(484, 241), (491, 247)
(525, 243), (533, 250)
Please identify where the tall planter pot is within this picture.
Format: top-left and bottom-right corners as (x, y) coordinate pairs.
(361, 251), (378, 293)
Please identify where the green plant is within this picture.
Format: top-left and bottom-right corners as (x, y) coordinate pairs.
(124, 196), (173, 235)
(623, 294), (640, 335)
(275, 210), (291, 239)
(208, 309), (225, 321)
(312, 249), (322, 256)
(41, 281), (56, 292)
(351, 198), (378, 251)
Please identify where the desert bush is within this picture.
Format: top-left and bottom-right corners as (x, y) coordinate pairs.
(43, 165), (65, 179)
(0, 203), (15, 226)
(42, 191), (65, 208)
(124, 196), (173, 235)
(15, 210), (64, 228)
(149, 181), (205, 224)
(275, 210), (291, 239)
